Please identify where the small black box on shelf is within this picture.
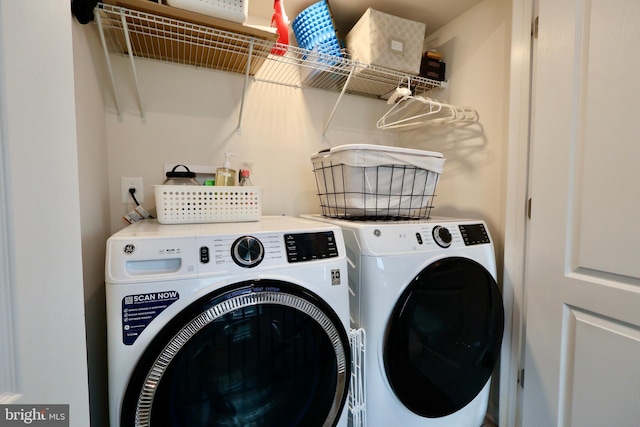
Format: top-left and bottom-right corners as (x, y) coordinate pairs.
(420, 56), (446, 82)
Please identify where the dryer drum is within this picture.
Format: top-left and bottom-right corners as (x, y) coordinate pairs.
(121, 280), (350, 427)
(383, 257), (504, 418)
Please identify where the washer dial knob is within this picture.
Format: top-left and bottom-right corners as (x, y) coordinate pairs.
(433, 226), (453, 248)
(231, 236), (264, 267)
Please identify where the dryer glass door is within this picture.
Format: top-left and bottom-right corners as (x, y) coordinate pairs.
(383, 257), (504, 418)
(121, 280), (350, 427)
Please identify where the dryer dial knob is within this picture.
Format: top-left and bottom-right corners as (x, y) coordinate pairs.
(433, 226), (452, 248)
(231, 236), (265, 268)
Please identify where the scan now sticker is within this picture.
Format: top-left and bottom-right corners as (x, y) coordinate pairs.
(0, 405), (69, 426)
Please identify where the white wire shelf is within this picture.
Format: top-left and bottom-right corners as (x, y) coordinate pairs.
(94, 2), (446, 130)
(96, 2), (277, 76)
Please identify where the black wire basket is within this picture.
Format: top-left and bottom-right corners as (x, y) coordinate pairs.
(312, 161), (440, 220)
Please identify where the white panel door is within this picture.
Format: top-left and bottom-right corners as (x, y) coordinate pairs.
(522, 0), (640, 426)
(0, 1), (90, 423)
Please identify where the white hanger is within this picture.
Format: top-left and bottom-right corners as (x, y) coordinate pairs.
(385, 76), (413, 104)
(386, 86), (412, 105)
(377, 96), (444, 129)
(377, 77), (441, 129)
(377, 76), (479, 129)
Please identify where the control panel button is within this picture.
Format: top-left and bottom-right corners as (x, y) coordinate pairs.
(199, 246), (210, 264)
(433, 225), (453, 248)
(231, 236), (265, 268)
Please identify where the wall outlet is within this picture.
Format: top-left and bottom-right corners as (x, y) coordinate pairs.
(121, 177), (144, 204)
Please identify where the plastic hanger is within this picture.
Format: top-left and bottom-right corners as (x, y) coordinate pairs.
(384, 76), (413, 105)
(377, 78), (479, 129)
(377, 96), (444, 129)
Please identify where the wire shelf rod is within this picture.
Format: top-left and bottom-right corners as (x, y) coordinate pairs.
(95, 6), (122, 119)
(121, 11), (145, 121)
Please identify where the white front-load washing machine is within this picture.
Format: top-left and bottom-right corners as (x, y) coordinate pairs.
(302, 215), (504, 427)
(105, 216), (351, 427)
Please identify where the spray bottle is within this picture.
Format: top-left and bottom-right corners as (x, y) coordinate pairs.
(238, 162), (254, 186)
(270, 0), (289, 55)
(216, 153), (237, 186)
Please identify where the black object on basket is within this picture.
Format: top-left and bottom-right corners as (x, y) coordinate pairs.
(163, 165), (199, 185)
(311, 144), (444, 220)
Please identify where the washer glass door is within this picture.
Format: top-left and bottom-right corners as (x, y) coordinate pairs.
(384, 257), (504, 418)
(121, 280), (350, 427)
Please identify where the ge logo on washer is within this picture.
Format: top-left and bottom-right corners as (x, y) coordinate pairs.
(123, 244), (135, 255)
(331, 269), (341, 286)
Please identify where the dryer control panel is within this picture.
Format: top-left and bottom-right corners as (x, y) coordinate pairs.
(459, 223), (491, 246)
(346, 219), (493, 256)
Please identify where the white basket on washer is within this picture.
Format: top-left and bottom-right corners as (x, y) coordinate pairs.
(165, 0), (249, 24)
(154, 185), (262, 224)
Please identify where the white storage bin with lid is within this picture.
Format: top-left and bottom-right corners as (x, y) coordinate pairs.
(345, 8), (426, 75)
(165, 0), (249, 24)
(311, 144), (445, 219)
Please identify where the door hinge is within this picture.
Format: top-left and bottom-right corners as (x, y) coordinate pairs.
(527, 198), (532, 219)
(533, 16), (539, 39)
(518, 368), (525, 388)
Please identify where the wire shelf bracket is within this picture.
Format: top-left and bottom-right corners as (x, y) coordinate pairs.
(235, 39), (253, 135)
(323, 64), (356, 138)
(95, 7), (122, 120)
(120, 10), (146, 122)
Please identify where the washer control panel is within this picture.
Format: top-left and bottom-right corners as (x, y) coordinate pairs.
(107, 218), (345, 280)
(197, 231), (339, 271)
(284, 231), (339, 263)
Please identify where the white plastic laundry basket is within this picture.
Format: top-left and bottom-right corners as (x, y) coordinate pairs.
(154, 185), (262, 224)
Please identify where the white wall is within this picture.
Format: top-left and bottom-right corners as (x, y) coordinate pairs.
(72, 19), (112, 426)
(405, 0), (512, 263)
(102, 57), (399, 233)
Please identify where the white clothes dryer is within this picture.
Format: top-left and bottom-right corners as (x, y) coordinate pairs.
(302, 215), (504, 427)
(105, 216), (351, 427)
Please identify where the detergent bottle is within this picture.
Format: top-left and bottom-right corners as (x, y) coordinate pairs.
(271, 0), (289, 55)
